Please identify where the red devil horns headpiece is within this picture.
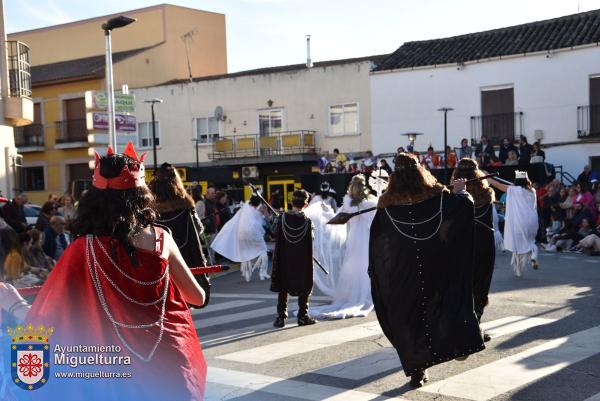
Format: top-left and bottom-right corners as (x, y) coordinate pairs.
(92, 142), (147, 190)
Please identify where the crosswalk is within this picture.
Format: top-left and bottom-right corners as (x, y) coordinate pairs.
(194, 291), (599, 401)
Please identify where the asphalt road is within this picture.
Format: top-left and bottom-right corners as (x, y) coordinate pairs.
(194, 249), (600, 401)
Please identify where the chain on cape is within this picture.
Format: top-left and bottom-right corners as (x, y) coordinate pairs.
(281, 212), (310, 244)
(474, 203), (494, 231)
(384, 192), (444, 241)
(86, 235), (169, 362)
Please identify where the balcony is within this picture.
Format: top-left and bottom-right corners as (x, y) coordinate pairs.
(210, 130), (317, 160)
(55, 119), (89, 147)
(14, 124), (44, 151)
(577, 105), (600, 139)
(4, 41), (33, 127)
(470, 112), (524, 145)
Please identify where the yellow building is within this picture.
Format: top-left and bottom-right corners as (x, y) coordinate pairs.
(8, 4), (227, 204)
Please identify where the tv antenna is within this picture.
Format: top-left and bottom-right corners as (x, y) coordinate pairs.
(181, 27), (199, 82)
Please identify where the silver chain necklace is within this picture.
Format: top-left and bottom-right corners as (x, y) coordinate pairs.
(281, 213), (310, 244)
(474, 203), (491, 219)
(384, 193), (444, 241)
(86, 235), (169, 362)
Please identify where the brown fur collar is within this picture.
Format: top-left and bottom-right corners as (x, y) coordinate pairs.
(378, 184), (447, 208)
(155, 197), (194, 214)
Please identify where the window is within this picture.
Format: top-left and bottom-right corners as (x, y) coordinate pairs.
(481, 87), (515, 143)
(195, 117), (220, 144)
(258, 109), (283, 135)
(329, 103), (358, 135)
(22, 166), (44, 191)
(138, 121), (160, 148)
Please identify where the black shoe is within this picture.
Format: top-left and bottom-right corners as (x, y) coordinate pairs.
(273, 317), (286, 328)
(483, 332), (491, 342)
(455, 354), (469, 361)
(409, 370), (429, 388)
(532, 259), (539, 270)
(297, 315), (316, 326)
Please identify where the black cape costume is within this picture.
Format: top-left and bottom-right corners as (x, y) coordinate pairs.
(270, 211), (314, 296)
(473, 202), (495, 320)
(156, 200), (211, 307)
(369, 189), (484, 376)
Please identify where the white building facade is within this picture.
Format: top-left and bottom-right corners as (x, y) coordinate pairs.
(131, 56), (382, 168)
(371, 10), (600, 177)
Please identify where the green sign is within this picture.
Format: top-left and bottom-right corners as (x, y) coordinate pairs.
(92, 92), (135, 113)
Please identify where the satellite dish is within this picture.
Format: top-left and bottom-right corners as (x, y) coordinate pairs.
(214, 106), (224, 120)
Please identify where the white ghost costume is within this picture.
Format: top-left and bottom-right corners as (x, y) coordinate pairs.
(210, 202), (269, 281)
(504, 185), (538, 276)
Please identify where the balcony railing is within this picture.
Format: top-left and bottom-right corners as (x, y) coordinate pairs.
(55, 119), (89, 144)
(7, 41), (31, 98)
(577, 105), (600, 138)
(470, 112), (524, 145)
(210, 130), (317, 160)
(14, 124), (44, 147)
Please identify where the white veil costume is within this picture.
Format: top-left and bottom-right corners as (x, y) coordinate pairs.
(492, 204), (504, 251)
(210, 202), (269, 281)
(311, 193), (377, 319)
(304, 201), (346, 297)
(504, 176), (538, 277)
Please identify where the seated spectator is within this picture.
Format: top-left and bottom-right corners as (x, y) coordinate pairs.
(475, 135), (495, 165)
(573, 182), (596, 220)
(335, 160), (346, 173)
(504, 150), (519, 166)
(23, 229), (54, 272)
(489, 154), (503, 167)
(530, 142), (545, 163)
(35, 201), (57, 232)
(575, 224), (600, 255)
(421, 146), (441, 170)
(2, 192), (28, 233)
(42, 216), (70, 261)
(544, 220), (577, 252)
(379, 159), (393, 174)
(443, 146), (457, 168)
(397, 147), (406, 154)
(324, 162), (335, 174)
(576, 218), (594, 241)
(1, 229), (24, 283)
(498, 138), (519, 164)
(545, 211), (563, 243)
(518, 135), (533, 166)
(362, 151), (377, 174)
(317, 153), (330, 173)
(347, 159), (359, 173)
(560, 186), (576, 220)
(572, 202), (593, 229)
(333, 148), (347, 167)
(577, 165), (599, 186)
(58, 194), (77, 226)
(456, 138), (473, 160)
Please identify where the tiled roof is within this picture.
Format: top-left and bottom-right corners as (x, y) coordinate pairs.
(31, 46), (154, 86)
(376, 9), (600, 71)
(163, 54), (389, 86)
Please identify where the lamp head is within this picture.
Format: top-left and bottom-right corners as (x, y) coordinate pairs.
(102, 15), (137, 31)
(144, 98), (164, 104)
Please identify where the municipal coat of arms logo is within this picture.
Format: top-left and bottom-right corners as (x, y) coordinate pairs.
(7, 324), (53, 391)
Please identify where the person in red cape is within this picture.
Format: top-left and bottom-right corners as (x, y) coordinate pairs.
(9, 143), (207, 401)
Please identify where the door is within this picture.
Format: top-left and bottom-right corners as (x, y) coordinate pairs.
(267, 179), (296, 211)
(63, 98), (86, 141)
(481, 87), (515, 144)
(590, 77), (600, 135)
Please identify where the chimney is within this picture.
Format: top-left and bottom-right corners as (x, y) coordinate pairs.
(306, 35), (313, 68)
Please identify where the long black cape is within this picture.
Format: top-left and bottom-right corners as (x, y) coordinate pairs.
(368, 191), (484, 376)
(473, 203), (495, 320)
(270, 212), (314, 296)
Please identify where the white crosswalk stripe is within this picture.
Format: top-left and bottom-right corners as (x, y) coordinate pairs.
(211, 293), (331, 302)
(314, 315), (556, 381)
(195, 306), (275, 329)
(584, 392), (600, 401)
(419, 325), (600, 401)
(218, 321), (382, 364)
(207, 367), (409, 401)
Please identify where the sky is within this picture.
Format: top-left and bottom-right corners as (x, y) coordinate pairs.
(5, 0), (600, 73)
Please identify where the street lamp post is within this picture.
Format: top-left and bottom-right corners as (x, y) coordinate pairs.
(102, 15), (136, 151)
(401, 132), (423, 153)
(437, 107), (454, 184)
(144, 99), (163, 172)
